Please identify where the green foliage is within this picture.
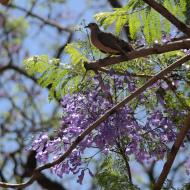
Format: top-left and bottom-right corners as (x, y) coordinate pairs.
(143, 9), (162, 43)
(94, 0), (186, 43)
(115, 15), (127, 36)
(5, 16), (28, 38)
(95, 156), (140, 190)
(94, 11), (119, 30)
(23, 43), (91, 101)
(0, 12), (28, 54)
(177, 183), (190, 190)
(128, 11), (141, 39)
(179, 0), (187, 12)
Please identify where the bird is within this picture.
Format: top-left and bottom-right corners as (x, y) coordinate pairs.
(0, 0), (10, 5)
(85, 23), (134, 56)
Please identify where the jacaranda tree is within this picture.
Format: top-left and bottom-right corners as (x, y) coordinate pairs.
(1, 0), (190, 190)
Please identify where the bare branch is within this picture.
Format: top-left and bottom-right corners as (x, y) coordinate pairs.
(0, 64), (61, 102)
(153, 113), (190, 190)
(0, 64), (37, 83)
(94, 70), (113, 103)
(55, 33), (73, 58)
(8, 4), (72, 33)
(1, 55), (190, 189)
(117, 142), (132, 184)
(143, 0), (190, 36)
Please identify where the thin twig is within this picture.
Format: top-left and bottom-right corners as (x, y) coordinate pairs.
(94, 70), (113, 103)
(8, 4), (72, 33)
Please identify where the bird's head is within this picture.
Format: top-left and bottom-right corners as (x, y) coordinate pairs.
(85, 23), (99, 31)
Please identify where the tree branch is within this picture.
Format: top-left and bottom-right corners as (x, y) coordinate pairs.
(94, 70), (113, 103)
(117, 142), (132, 184)
(153, 113), (190, 190)
(0, 64), (61, 102)
(85, 38), (190, 69)
(36, 173), (67, 190)
(0, 64), (37, 83)
(55, 33), (73, 58)
(8, 4), (72, 33)
(143, 0), (190, 36)
(1, 54), (190, 189)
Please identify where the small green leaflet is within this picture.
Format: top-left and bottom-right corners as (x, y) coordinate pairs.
(23, 43), (89, 101)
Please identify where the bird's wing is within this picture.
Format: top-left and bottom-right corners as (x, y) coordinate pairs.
(97, 32), (133, 52)
(97, 32), (120, 51)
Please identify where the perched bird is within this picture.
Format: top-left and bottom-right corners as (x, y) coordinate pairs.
(0, 0), (10, 5)
(85, 23), (134, 55)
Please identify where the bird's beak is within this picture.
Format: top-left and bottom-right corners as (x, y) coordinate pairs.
(84, 25), (89, 28)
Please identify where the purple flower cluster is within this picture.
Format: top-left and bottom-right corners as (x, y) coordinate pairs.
(28, 74), (183, 184)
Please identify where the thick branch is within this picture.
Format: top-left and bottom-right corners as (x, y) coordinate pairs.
(143, 0), (190, 36)
(85, 38), (190, 69)
(154, 113), (190, 190)
(36, 173), (67, 190)
(1, 55), (190, 189)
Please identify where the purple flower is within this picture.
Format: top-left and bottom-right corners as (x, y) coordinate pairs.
(36, 150), (48, 163)
(28, 75), (182, 184)
(124, 75), (136, 92)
